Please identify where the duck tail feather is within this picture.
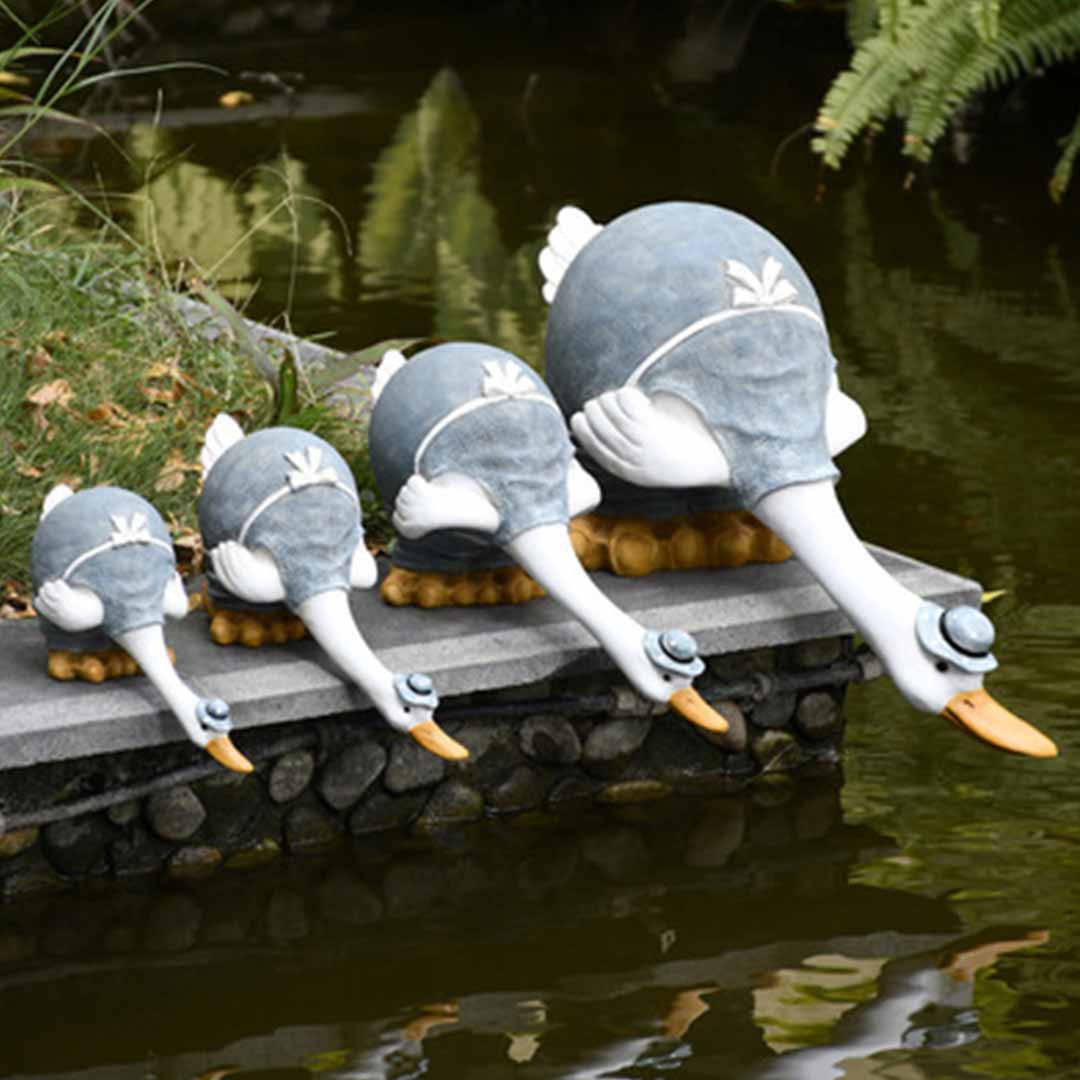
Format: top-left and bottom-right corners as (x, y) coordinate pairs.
(372, 348), (408, 404)
(201, 413), (246, 478)
(539, 205), (603, 303)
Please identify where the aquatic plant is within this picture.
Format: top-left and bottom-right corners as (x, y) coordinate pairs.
(815, 0), (1080, 199)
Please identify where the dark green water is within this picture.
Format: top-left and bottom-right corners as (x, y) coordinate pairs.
(7, 5), (1080, 1077)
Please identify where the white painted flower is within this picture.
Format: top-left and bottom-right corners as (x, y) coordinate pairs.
(482, 360), (535, 399)
(109, 513), (153, 546)
(725, 256), (798, 308)
(285, 446), (338, 491)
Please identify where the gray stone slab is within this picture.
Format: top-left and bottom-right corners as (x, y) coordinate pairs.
(0, 547), (979, 768)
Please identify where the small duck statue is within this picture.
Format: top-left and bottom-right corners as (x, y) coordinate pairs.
(368, 341), (727, 736)
(197, 415), (467, 761)
(540, 201), (1057, 758)
(30, 484), (253, 773)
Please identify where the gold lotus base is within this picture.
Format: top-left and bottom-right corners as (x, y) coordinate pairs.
(201, 585), (308, 648)
(380, 564), (545, 609)
(47, 646), (173, 683)
(570, 510), (791, 577)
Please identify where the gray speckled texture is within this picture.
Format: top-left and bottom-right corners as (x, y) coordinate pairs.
(370, 342), (573, 571)
(199, 427), (362, 611)
(544, 202), (838, 513)
(30, 487), (176, 649)
(0, 546), (981, 767)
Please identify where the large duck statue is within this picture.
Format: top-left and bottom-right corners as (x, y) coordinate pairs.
(30, 484), (253, 773)
(198, 416), (467, 761)
(540, 201), (1057, 758)
(368, 341), (728, 736)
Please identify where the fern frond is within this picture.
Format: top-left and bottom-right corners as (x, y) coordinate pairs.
(970, 0), (1001, 43)
(1050, 107), (1080, 201)
(847, 0), (880, 46)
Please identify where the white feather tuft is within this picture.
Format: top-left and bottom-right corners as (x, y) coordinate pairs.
(371, 349), (408, 404)
(41, 484), (74, 521)
(200, 413), (246, 477)
(538, 205), (603, 304)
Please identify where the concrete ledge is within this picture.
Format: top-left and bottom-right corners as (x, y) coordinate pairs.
(0, 547), (978, 769)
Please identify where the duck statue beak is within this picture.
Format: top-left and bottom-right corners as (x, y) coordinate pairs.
(409, 719), (470, 761)
(205, 735), (255, 773)
(942, 688), (1058, 758)
(669, 687), (729, 733)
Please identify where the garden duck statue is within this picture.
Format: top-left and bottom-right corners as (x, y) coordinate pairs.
(198, 416), (467, 761)
(30, 484), (253, 773)
(540, 201), (1057, 758)
(368, 341), (727, 736)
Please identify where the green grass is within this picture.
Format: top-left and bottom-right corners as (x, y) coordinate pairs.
(0, 195), (381, 613)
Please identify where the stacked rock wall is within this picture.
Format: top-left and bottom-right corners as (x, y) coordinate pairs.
(0, 636), (854, 898)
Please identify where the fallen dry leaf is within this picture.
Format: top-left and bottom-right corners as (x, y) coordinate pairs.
(154, 448), (201, 493)
(25, 378), (73, 409)
(25, 346), (52, 375)
(15, 460), (43, 478)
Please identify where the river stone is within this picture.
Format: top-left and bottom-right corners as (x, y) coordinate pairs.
(167, 845), (223, 880)
(106, 800), (140, 827)
(684, 801), (747, 868)
(285, 804), (343, 854)
(795, 691), (843, 740)
(643, 720), (728, 791)
(697, 700), (749, 753)
(581, 826), (651, 882)
(519, 714), (582, 764)
(224, 837), (282, 870)
(708, 646), (775, 681)
(109, 824), (174, 879)
(268, 750), (316, 803)
(42, 816), (112, 878)
(384, 736), (446, 794)
(348, 789), (427, 835)
(794, 635), (845, 669)
(415, 780), (485, 831)
(582, 717), (652, 778)
(146, 786), (206, 842)
(488, 766), (550, 813)
(546, 774), (600, 809)
(318, 740), (387, 810)
(266, 889), (309, 943)
(143, 893), (202, 953)
(597, 779), (672, 805)
(0, 850), (66, 899)
(0, 827), (38, 859)
(751, 689), (798, 730)
(751, 772), (797, 809)
(751, 729), (801, 771)
(457, 722), (524, 787)
(318, 868), (384, 926)
(198, 774), (267, 846)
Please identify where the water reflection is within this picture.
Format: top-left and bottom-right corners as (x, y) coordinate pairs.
(2, 785), (1047, 1079)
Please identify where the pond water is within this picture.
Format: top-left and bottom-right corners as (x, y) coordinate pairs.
(8, 4), (1080, 1077)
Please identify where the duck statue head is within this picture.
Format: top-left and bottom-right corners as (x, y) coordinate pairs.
(30, 484), (252, 772)
(540, 201), (1056, 759)
(368, 341), (727, 736)
(197, 415), (466, 761)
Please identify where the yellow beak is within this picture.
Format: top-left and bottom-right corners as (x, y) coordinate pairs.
(410, 718), (470, 760)
(669, 687), (729, 733)
(205, 734), (255, 773)
(942, 688), (1058, 758)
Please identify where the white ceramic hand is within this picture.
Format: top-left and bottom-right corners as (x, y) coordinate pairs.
(33, 579), (104, 632)
(210, 541), (286, 603)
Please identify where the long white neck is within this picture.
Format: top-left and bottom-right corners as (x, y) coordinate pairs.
(753, 481), (923, 677)
(298, 589), (400, 721)
(507, 524), (647, 675)
(114, 624), (205, 745)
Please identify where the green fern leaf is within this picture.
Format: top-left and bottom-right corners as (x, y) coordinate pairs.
(1050, 107), (1080, 201)
(970, 0), (1001, 42)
